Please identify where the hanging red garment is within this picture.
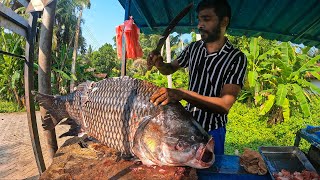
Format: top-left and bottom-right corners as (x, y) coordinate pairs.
(116, 17), (143, 60)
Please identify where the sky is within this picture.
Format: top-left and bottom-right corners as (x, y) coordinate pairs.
(81, 0), (192, 51)
(82, 0), (125, 50)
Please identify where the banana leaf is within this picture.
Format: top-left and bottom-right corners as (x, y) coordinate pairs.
(292, 84), (311, 117)
(248, 71), (258, 88)
(259, 94), (275, 115)
(250, 37), (259, 60)
(282, 98), (290, 121)
(310, 72), (320, 81)
(53, 69), (72, 80)
(276, 84), (288, 106)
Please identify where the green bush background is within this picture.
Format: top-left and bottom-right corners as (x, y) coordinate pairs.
(226, 101), (320, 154)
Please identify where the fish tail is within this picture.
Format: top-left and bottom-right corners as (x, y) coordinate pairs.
(32, 91), (69, 130)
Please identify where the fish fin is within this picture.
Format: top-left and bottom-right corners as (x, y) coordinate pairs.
(59, 125), (81, 138)
(114, 152), (135, 162)
(131, 115), (156, 164)
(132, 115), (153, 146)
(78, 139), (89, 148)
(59, 118), (75, 125)
(77, 132), (87, 137)
(121, 153), (135, 161)
(59, 130), (79, 138)
(32, 91), (69, 130)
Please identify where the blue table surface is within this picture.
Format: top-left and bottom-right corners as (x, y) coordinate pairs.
(197, 155), (272, 180)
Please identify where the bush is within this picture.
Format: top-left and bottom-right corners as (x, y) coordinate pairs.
(226, 101), (320, 155)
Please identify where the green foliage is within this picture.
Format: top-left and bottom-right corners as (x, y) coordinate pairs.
(0, 100), (25, 113)
(90, 43), (120, 77)
(0, 28), (25, 106)
(232, 36), (320, 122)
(226, 101), (320, 155)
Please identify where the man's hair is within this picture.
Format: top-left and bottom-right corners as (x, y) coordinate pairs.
(196, 0), (231, 28)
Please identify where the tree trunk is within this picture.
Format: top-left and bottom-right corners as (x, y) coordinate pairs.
(38, 0), (58, 161)
(12, 88), (22, 108)
(70, 7), (83, 92)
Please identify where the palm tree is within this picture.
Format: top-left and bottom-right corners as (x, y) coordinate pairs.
(52, 0), (86, 94)
(70, 0), (91, 92)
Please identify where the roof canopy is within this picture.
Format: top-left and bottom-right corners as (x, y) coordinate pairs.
(118, 0), (320, 48)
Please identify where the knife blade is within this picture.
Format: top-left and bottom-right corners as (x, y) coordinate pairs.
(147, 3), (193, 70)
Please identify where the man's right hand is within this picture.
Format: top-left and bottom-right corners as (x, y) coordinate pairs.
(147, 50), (163, 70)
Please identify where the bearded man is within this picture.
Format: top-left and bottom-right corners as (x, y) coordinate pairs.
(147, 0), (247, 155)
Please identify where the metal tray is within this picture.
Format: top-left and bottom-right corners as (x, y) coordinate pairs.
(259, 146), (317, 179)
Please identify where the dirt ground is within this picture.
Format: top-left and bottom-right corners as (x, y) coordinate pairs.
(0, 111), (71, 179)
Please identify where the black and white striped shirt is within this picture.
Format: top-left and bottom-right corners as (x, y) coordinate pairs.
(177, 39), (247, 131)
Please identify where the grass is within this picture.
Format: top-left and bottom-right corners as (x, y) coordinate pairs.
(0, 100), (25, 113)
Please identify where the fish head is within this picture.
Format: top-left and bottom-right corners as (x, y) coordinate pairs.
(132, 103), (214, 169)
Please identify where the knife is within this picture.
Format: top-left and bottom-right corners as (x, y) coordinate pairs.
(148, 3), (193, 70)
(155, 3), (193, 52)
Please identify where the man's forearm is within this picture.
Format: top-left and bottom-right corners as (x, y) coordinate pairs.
(179, 89), (229, 114)
(178, 85), (240, 114)
(155, 61), (178, 75)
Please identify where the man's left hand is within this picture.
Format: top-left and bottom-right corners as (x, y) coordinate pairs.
(150, 87), (183, 105)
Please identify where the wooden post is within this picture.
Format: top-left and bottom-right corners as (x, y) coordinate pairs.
(166, 36), (172, 88)
(121, 0), (131, 76)
(25, 11), (46, 174)
(38, 0), (58, 161)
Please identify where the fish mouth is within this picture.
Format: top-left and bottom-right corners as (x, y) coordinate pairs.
(195, 137), (215, 167)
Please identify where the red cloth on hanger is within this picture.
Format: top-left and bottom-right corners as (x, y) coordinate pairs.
(116, 17), (143, 60)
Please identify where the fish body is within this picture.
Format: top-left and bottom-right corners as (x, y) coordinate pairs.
(34, 76), (214, 168)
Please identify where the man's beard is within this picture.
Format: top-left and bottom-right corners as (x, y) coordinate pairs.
(199, 23), (221, 43)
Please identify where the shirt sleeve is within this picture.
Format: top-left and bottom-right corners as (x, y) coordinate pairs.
(224, 51), (247, 88)
(177, 42), (193, 68)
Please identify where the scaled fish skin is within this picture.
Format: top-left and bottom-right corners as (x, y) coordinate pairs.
(33, 76), (214, 169)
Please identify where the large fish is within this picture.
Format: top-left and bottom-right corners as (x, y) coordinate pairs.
(33, 76), (214, 168)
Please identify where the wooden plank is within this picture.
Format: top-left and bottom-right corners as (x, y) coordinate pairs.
(24, 11), (47, 174)
(0, 2), (28, 37)
(0, 16), (26, 37)
(40, 137), (197, 180)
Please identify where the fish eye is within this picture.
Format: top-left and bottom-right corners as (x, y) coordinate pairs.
(190, 136), (195, 141)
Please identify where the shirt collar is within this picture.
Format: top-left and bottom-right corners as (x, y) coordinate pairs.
(200, 38), (233, 56)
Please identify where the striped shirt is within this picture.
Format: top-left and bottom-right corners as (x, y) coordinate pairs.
(177, 39), (247, 131)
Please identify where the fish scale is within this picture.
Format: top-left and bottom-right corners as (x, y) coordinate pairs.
(75, 77), (160, 154)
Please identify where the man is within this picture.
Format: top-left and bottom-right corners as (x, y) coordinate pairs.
(147, 0), (247, 155)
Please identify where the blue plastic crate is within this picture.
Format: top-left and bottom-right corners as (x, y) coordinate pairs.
(294, 125), (320, 149)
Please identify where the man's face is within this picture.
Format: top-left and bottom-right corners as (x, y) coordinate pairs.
(197, 8), (222, 43)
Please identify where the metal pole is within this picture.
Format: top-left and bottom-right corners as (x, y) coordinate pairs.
(121, 0), (131, 76)
(25, 11), (46, 174)
(38, 0), (58, 161)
